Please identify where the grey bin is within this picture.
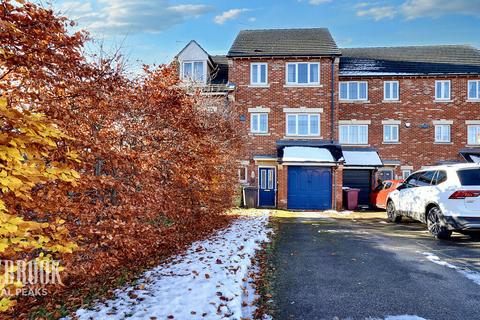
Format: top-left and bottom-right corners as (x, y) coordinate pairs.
(243, 186), (258, 208)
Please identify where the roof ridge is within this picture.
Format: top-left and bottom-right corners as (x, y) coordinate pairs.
(239, 27), (329, 32)
(341, 44), (477, 50)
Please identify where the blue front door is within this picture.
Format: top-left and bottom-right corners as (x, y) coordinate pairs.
(258, 167), (276, 207)
(288, 166), (332, 210)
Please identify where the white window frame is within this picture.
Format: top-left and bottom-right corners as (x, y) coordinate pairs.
(468, 80), (480, 100)
(468, 125), (480, 145)
(250, 63), (268, 85)
(339, 124), (369, 145)
(383, 124), (399, 143)
(402, 169), (412, 180)
(285, 62), (320, 86)
(339, 81), (368, 101)
(250, 113), (268, 134)
(285, 114), (321, 136)
(238, 166), (248, 184)
(384, 81), (399, 101)
(435, 80), (451, 101)
(181, 60), (206, 83)
(434, 124), (451, 143)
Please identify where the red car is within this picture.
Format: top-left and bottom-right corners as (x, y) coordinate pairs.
(370, 179), (403, 209)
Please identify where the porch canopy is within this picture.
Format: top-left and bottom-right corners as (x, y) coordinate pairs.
(460, 149), (480, 163)
(277, 140), (343, 165)
(342, 147), (383, 168)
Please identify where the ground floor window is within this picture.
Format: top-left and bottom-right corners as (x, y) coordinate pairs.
(238, 166), (248, 184)
(402, 169), (412, 180)
(378, 169), (394, 181)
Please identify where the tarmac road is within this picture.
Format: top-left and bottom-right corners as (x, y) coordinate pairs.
(270, 215), (480, 320)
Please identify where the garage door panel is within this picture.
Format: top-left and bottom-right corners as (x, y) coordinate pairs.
(343, 169), (372, 206)
(288, 167), (332, 210)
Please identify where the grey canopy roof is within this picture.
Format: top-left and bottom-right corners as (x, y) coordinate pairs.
(340, 45), (480, 76)
(227, 28), (341, 57)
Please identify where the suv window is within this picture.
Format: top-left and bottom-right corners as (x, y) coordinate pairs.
(404, 172), (422, 188)
(417, 171), (436, 186)
(457, 168), (480, 186)
(432, 170), (447, 185)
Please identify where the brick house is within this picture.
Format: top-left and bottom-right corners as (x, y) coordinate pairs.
(175, 29), (480, 211)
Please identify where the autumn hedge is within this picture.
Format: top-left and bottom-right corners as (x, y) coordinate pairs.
(0, 0), (243, 317)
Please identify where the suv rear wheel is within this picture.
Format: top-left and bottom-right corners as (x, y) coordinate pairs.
(386, 200), (402, 223)
(427, 206), (452, 240)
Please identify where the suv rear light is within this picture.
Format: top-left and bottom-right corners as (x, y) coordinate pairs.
(449, 190), (480, 199)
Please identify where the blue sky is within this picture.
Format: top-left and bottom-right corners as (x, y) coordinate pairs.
(52, 0), (480, 66)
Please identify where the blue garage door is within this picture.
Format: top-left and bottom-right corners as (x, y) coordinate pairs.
(288, 166), (332, 210)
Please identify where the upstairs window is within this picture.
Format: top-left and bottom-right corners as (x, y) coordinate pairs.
(383, 124), (399, 143)
(468, 125), (480, 145)
(468, 80), (480, 100)
(251, 63), (268, 85)
(339, 81), (368, 101)
(339, 125), (368, 145)
(250, 113), (268, 134)
(435, 80), (451, 100)
(384, 81), (399, 101)
(434, 124), (451, 143)
(182, 61), (205, 82)
(286, 62), (320, 85)
(286, 114), (320, 136)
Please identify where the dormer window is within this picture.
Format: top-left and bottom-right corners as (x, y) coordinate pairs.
(182, 61), (205, 83)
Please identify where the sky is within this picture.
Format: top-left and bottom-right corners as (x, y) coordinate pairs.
(49, 0), (480, 67)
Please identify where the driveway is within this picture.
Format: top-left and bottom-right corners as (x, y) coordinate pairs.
(269, 214), (480, 320)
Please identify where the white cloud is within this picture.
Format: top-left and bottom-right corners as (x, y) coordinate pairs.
(357, 6), (396, 20)
(58, 0), (212, 35)
(308, 0), (332, 5)
(356, 0), (480, 21)
(401, 0), (480, 19)
(213, 8), (250, 25)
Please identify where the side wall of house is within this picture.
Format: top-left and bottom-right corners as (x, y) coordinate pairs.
(229, 56), (340, 208)
(338, 75), (480, 177)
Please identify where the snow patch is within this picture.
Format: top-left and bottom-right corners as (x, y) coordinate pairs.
(318, 229), (369, 235)
(384, 316), (426, 320)
(422, 252), (480, 286)
(70, 214), (271, 320)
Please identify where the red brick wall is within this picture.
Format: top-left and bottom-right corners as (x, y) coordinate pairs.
(338, 75), (480, 176)
(229, 57), (339, 192)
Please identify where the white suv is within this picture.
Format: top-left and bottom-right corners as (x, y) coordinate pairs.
(386, 164), (480, 239)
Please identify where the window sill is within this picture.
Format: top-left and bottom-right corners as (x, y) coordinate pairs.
(248, 84), (270, 88)
(465, 144), (480, 147)
(249, 132), (271, 136)
(339, 100), (370, 104)
(433, 100), (453, 103)
(382, 100), (401, 103)
(433, 142), (453, 145)
(382, 142), (401, 144)
(340, 144), (370, 147)
(284, 84), (323, 88)
(283, 136), (323, 139)
(467, 99), (480, 103)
